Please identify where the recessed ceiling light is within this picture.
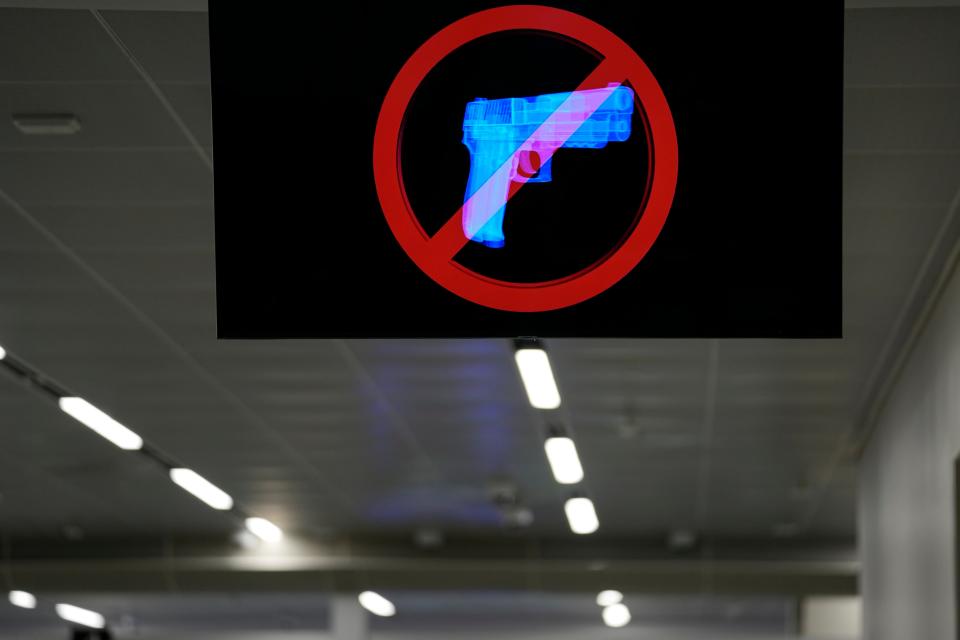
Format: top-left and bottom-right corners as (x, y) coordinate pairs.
(514, 348), (561, 409)
(544, 436), (584, 484)
(564, 496), (599, 535)
(169, 468), (234, 511)
(245, 517), (283, 543)
(55, 603), (105, 629)
(602, 603), (631, 627)
(58, 397), (143, 451)
(596, 590), (623, 607)
(8, 590), (36, 609)
(358, 591), (396, 617)
(12, 113), (81, 135)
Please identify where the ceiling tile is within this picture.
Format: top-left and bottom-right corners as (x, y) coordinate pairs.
(845, 87), (960, 151)
(0, 8), (137, 82)
(0, 83), (189, 149)
(101, 10), (210, 84)
(846, 7), (960, 87)
(0, 149), (212, 203)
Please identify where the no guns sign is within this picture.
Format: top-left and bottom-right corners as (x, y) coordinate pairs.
(373, 5), (679, 312)
(211, 1), (841, 338)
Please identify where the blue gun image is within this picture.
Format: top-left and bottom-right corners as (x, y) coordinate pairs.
(461, 84), (634, 248)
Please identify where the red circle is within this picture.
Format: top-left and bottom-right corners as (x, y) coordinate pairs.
(373, 5), (678, 312)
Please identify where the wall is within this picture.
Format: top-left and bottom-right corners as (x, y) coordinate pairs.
(860, 261), (960, 639)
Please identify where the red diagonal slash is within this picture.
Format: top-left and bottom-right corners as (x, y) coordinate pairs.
(428, 56), (629, 262)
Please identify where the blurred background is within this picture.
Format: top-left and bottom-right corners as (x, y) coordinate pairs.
(0, 0), (959, 638)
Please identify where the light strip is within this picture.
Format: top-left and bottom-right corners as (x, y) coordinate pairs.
(8, 590), (36, 609)
(245, 517), (284, 543)
(358, 591), (396, 617)
(564, 496), (599, 535)
(544, 437), (584, 484)
(169, 468), (234, 511)
(596, 590), (623, 607)
(56, 603), (105, 629)
(602, 603), (631, 628)
(58, 397), (143, 451)
(514, 348), (561, 409)
(0, 344), (6, 360)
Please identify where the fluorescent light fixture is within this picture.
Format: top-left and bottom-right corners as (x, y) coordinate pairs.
(358, 591), (396, 617)
(245, 517), (283, 543)
(58, 397), (143, 451)
(564, 496), (599, 535)
(514, 348), (561, 409)
(544, 437), (584, 484)
(169, 468), (234, 510)
(0, 344), (6, 360)
(596, 590), (623, 607)
(602, 603), (631, 628)
(8, 590), (36, 609)
(56, 603), (105, 629)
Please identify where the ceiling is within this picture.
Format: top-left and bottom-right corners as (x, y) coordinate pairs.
(0, 1), (956, 584)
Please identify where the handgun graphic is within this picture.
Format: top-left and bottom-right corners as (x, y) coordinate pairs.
(461, 84), (634, 248)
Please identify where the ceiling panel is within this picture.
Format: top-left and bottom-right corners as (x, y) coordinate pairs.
(159, 82), (212, 145)
(845, 7), (960, 86)
(100, 9), (210, 83)
(0, 82), (188, 149)
(0, 149), (212, 203)
(844, 153), (960, 207)
(845, 87), (960, 151)
(0, 9), (139, 82)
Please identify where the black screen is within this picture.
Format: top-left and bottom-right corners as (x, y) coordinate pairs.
(210, 1), (842, 338)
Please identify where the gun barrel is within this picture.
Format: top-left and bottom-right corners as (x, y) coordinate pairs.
(463, 85), (634, 146)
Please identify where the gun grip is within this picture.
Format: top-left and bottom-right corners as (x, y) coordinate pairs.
(463, 141), (514, 248)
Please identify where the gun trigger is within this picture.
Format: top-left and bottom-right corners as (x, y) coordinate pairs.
(516, 150), (541, 179)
